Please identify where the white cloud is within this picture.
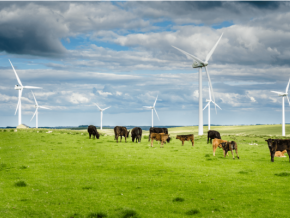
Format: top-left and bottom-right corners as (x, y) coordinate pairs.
(69, 93), (89, 104)
(97, 90), (112, 97)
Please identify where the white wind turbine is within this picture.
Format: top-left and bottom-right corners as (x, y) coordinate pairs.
(30, 91), (50, 128)
(172, 33), (223, 135)
(203, 86), (222, 130)
(94, 103), (111, 130)
(143, 96), (160, 127)
(9, 59), (42, 126)
(271, 78), (290, 136)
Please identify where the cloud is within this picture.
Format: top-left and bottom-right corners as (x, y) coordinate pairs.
(69, 93), (89, 104)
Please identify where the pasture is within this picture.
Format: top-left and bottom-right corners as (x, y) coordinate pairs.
(1, 125), (290, 218)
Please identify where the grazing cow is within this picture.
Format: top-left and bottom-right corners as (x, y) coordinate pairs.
(87, 125), (100, 139)
(131, 127), (142, 143)
(265, 139), (290, 162)
(114, 126), (130, 143)
(176, 134), (194, 146)
(148, 127), (169, 141)
(207, 130), (221, 144)
(150, 133), (171, 148)
(220, 141), (239, 159)
(212, 139), (228, 156)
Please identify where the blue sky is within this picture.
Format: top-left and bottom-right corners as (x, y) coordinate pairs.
(1, 1), (290, 127)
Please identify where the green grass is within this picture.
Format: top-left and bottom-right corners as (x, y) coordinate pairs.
(1, 125), (290, 217)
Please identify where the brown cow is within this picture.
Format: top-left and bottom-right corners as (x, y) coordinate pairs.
(150, 133), (170, 148)
(176, 134), (194, 146)
(212, 138), (228, 156)
(114, 126), (130, 143)
(274, 150), (287, 157)
(220, 141), (239, 159)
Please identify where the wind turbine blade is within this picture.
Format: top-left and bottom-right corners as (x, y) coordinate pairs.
(286, 78), (290, 93)
(153, 95), (158, 107)
(154, 108), (160, 121)
(287, 96), (290, 107)
(23, 86), (42, 89)
(271, 91), (284, 95)
(143, 106), (152, 109)
(213, 102), (222, 110)
(103, 106), (111, 111)
(204, 66), (215, 104)
(30, 109), (37, 121)
(94, 103), (101, 110)
(39, 106), (50, 110)
(203, 102), (210, 111)
(205, 33), (223, 63)
(172, 46), (205, 64)
(31, 91), (38, 106)
(15, 89), (22, 115)
(9, 59), (22, 86)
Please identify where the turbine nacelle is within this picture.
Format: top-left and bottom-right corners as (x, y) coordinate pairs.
(14, 85), (22, 90)
(192, 61), (208, 68)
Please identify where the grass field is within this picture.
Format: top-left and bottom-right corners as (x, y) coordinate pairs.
(1, 125), (290, 218)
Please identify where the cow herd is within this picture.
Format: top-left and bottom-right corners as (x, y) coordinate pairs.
(87, 126), (290, 162)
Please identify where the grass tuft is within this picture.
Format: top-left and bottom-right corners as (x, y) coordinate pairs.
(185, 209), (200, 215)
(87, 212), (107, 218)
(15, 180), (27, 187)
(173, 197), (184, 202)
(118, 209), (139, 218)
(275, 172), (290, 177)
(82, 186), (93, 190)
(0, 163), (7, 171)
(205, 154), (210, 157)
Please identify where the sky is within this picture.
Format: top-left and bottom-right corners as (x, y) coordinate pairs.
(1, 1), (290, 127)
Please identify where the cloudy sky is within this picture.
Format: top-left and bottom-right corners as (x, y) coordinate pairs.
(1, 1), (290, 127)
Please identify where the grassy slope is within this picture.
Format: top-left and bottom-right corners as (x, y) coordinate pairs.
(0, 126), (290, 218)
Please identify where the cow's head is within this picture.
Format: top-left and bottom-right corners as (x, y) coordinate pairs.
(96, 131), (100, 139)
(176, 135), (181, 140)
(166, 135), (171, 143)
(220, 142), (228, 149)
(265, 139), (275, 151)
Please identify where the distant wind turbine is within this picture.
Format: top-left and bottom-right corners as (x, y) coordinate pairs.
(30, 91), (50, 128)
(172, 33), (223, 135)
(9, 59), (42, 126)
(203, 86), (221, 130)
(271, 78), (290, 136)
(94, 103), (111, 130)
(143, 96), (159, 127)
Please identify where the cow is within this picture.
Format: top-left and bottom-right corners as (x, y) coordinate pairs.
(265, 139), (290, 162)
(212, 138), (228, 156)
(114, 126), (130, 143)
(150, 133), (170, 148)
(148, 127), (169, 141)
(207, 130), (221, 144)
(176, 134), (194, 146)
(87, 125), (100, 139)
(220, 141), (239, 159)
(131, 127), (142, 143)
(274, 150), (287, 157)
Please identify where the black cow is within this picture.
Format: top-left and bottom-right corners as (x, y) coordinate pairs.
(148, 127), (169, 142)
(87, 125), (100, 139)
(131, 127), (142, 143)
(265, 139), (290, 162)
(207, 130), (221, 144)
(114, 126), (130, 143)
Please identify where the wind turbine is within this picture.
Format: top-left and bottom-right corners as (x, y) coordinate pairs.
(9, 59), (42, 126)
(203, 86), (222, 130)
(271, 78), (290, 136)
(172, 33), (223, 135)
(143, 96), (160, 127)
(94, 103), (111, 130)
(30, 91), (50, 128)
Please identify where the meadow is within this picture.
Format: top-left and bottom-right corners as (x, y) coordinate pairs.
(1, 125), (290, 218)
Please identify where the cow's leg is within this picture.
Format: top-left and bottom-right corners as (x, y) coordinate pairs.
(235, 148), (239, 159)
(191, 140), (194, 147)
(182, 141), (184, 146)
(287, 150), (290, 162)
(89, 133), (91, 139)
(148, 134), (150, 142)
(270, 150), (275, 162)
(231, 150), (235, 159)
(151, 139), (153, 147)
(213, 145), (216, 156)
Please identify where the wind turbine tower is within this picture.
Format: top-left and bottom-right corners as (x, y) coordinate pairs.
(143, 96), (160, 127)
(94, 103), (111, 130)
(172, 33), (223, 135)
(9, 60), (42, 126)
(203, 86), (222, 130)
(31, 91), (51, 128)
(271, 79), (290, 136)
